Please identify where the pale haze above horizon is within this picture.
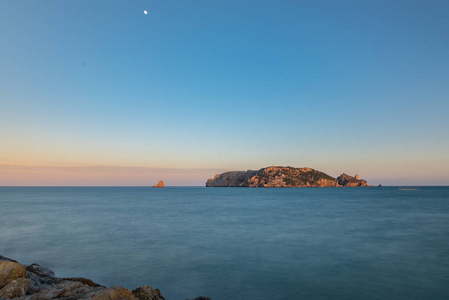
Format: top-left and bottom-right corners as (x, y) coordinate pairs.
(1, 0), (448, 186)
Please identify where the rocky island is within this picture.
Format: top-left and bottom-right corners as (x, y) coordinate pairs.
(206, 166), (370, 187)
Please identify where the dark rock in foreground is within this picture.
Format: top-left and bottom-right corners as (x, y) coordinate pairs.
(0, 255), (165, 300)
(206, 166), (371, 187)
(132, 285), (165, 300)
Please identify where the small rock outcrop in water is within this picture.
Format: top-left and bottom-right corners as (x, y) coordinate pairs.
(0, 255), (166, 300)
(152, 180), (164, 188)
(336, 173), (369, 187)
(206, 166), (371, 187)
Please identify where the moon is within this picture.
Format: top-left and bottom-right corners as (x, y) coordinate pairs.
(144, 10), (147, 14)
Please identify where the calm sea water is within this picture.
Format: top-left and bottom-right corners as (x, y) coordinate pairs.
(1, 187), (449, 300)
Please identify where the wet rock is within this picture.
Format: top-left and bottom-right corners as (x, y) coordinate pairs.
(186, 297), (212, 300)
(0, 255), (19, 263)
(26, 270), (61, 294)
(19, 280), (85, 299)
(26, 271), (44, 294)
(26, 264), (55, 277)
(0, 261), (27, 289)
(132, 285), (165, 300)
(0, 278), (29, 298)
(92, 286), (136, 299)
(63, 277), (103, 287)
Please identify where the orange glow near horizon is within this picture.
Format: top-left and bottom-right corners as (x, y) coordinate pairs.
(1, 160), (448, 186)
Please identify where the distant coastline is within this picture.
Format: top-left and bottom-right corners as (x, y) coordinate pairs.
(206, 166), (371, 187)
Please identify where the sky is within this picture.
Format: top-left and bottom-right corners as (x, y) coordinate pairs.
(0, 0), (448, 186)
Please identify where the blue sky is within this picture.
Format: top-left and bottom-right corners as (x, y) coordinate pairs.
(0, 0), (448, 185)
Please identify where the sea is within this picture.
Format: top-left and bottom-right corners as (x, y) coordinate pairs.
(1, 186), (448, 300)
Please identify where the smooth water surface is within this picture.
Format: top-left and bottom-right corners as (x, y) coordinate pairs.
(1, 187), (449, 299)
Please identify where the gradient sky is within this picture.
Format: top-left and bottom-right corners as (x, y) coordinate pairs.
(1, 0), (448, 186)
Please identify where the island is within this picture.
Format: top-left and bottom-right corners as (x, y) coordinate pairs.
(152, 181), (165, 188)
(206, 166), (371, 187)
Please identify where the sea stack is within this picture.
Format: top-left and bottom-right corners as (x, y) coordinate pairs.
(152, 181), (164, 188)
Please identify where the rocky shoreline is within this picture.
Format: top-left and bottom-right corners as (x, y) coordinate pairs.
(0, 255), (210, 300)
(206, 166), (371, 188)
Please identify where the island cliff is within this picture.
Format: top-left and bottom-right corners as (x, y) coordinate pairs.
(206, 166), (370, 187)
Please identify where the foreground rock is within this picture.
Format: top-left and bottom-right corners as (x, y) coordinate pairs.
(132, 285), (165, 300)
(0, 278), (29, 298)
(206, 166), (371, 187)
(0, 255), (165, 300)
(0, 261), (27, 289)
(152, 180), (165, 188)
